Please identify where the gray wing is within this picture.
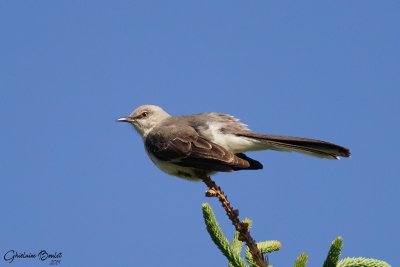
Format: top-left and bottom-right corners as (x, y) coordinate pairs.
(145, 125), (262, 172)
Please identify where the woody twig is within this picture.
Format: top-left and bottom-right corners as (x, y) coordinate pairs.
(202, 176), (268, 267)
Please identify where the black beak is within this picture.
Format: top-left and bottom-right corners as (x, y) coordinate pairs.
(117, 117), (134, 123)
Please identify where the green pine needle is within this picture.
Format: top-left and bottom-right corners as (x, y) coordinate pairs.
(257, 240), (282, 254)
(293, 252), (308, 267)
(323, 237), (343, 267)
(231, 230), (244, 255)
(202, 203), (248, 267)
(337, 257), (392, 267)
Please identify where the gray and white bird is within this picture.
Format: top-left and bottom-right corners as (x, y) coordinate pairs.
(118, 105), (350, 181)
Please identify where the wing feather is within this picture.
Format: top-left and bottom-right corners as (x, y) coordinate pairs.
(145, 126), (260, 172)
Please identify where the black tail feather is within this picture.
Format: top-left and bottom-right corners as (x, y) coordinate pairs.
(235, 153), (263, 170)
(238, 133), (351, 159)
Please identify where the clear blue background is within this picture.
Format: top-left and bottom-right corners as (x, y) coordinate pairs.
(1, 1), (399, 266)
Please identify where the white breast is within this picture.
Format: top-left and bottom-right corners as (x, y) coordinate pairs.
(145, 148), (208, 181)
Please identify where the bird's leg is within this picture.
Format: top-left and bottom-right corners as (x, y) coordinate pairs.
(201, 176), (268, 267)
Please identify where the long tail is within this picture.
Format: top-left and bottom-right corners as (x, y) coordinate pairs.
(237, 133), (351, 159)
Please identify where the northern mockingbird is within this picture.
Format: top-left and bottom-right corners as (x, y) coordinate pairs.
(118, 105), (350, 180)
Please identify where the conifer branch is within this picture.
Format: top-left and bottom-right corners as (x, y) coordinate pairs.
(199, 178), (391, 267)
(293, 252), (308, 267)
(323, 236), (343, 267)
(245, 240), (281, 267)
(256, 241), (282, 254)
(231, 218), (251, 255)
(201, 176), (268, 267)
(202, 203), (248, 267)
(337, 257), (391, 267)
(245, 246), (259, 267)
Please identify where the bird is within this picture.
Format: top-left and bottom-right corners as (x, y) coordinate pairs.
(118, 105), (350, 181)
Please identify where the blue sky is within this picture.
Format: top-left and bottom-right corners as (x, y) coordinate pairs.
(1, 1), (399, 266)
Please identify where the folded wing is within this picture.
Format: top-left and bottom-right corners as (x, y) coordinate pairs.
(145, 126), (262, 172)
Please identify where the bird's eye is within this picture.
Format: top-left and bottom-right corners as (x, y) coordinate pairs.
(141, 111), (148, 117)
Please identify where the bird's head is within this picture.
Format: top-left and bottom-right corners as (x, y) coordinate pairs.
(117, 105), (171, 137)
